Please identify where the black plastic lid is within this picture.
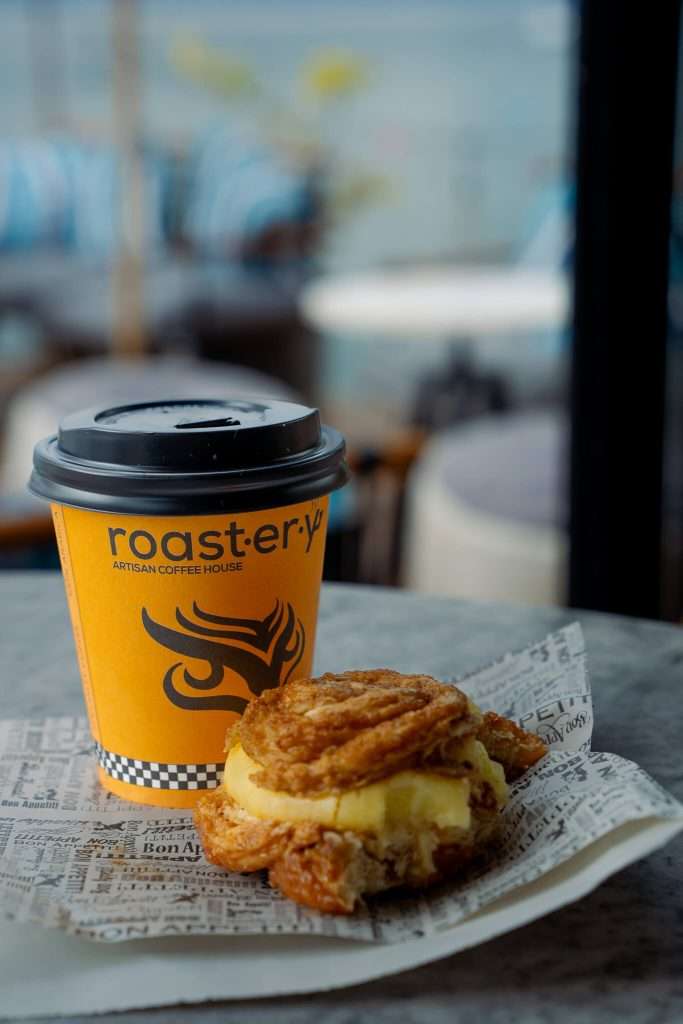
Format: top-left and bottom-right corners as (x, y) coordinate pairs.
(30, 398), (348, 515)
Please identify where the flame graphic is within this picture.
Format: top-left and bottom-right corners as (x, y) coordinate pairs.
(141, 599), (305, 712)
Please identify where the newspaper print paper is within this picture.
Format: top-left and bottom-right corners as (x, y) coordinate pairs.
(0, 623), (681, 943)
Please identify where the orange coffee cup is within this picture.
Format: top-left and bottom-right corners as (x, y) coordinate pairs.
(30, 399), (347, 807)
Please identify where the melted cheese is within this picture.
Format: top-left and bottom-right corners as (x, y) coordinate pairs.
(223, 744), (488, 835)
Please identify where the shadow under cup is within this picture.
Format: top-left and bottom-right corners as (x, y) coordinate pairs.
(30, 399), (347, 808)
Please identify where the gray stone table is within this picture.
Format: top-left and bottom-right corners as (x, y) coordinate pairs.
(3, 573), (682, 1024)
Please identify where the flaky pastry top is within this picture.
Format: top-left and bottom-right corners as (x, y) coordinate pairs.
(228, 669), (482, 796)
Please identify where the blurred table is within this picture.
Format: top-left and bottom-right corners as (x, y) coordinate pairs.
(302, 265), (570, 415)
(2, 574), (682, 1023)
(301, 266), (569, 338)
(403, 411), (566, 604)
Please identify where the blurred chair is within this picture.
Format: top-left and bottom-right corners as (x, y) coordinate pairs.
(183, 262), (319, 401)
(169, 124), (321, 396)
(403, 411), (566, 605)
(412, 346), (510, 432)
(179, 124), (320, 264)
(0, 133), (321, 397)
(346, 427), (426, 586)
(0, 132), (320, 265)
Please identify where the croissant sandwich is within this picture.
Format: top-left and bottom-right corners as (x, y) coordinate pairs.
(195, 669), (547, 914)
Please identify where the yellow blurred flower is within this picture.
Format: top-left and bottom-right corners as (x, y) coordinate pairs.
(303, 50), (368, 100)
(171, 37), (257, 99)
(329, 173), (393, 219)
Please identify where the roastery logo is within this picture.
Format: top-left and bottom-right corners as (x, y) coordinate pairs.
(142, 599), (305, 713)
(108, 508), (325, 563)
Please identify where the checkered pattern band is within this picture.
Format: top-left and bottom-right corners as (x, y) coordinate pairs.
(94, 742), (222, 791)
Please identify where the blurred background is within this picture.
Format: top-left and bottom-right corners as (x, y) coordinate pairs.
(0, 0), (680, 622)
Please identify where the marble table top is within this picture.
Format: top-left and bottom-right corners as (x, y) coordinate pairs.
(3, 573), (682, 1024)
